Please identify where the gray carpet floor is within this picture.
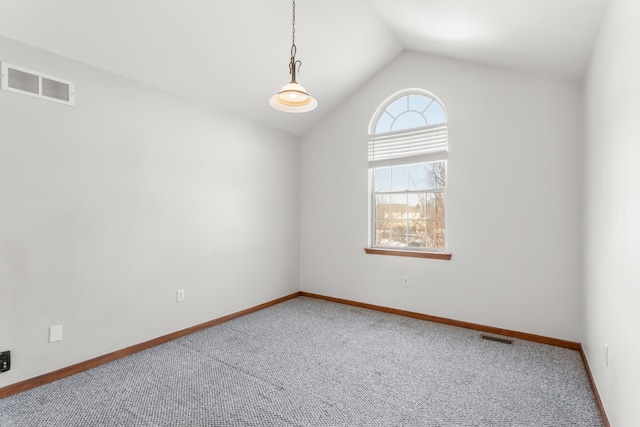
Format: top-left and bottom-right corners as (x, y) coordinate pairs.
(0, 296), (604, 426)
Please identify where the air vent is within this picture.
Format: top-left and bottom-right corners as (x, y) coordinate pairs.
(1, 62), (74, 106)
(481, 334), (514, 345)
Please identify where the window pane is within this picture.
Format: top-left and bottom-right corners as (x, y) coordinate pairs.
(391, 111), (427, 132)
(407, 194), (425, 219)
(410, 237), (426, 248)
(375, 195), (390, 219)
(375, 220), (391, 246)
(427, 220), (446, 249)
(408, 163), (427, 190)
(426, 193), (437, 220)
(425, 101), (446, 125)
(385, 96), (408, 118)
(407, 218), (426, 248)
(435, 221), (446, 249)
(434, 161), (446, 187)
(426, 163), (436, 189)
(390, 221), (407, 246)
(390, 194), (408, 219)
(374, 111), (394, 134)
(427, 161), (446, 189)
(391, 165), (408, 191)
(409, 94), (433, 113)
(375, 167), (391, 191)
(436, 192), (446, 220)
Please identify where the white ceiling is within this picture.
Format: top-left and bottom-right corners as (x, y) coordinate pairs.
(0, 0), (609, 136)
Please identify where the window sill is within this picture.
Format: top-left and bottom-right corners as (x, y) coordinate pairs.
(364, 248), (452, 260)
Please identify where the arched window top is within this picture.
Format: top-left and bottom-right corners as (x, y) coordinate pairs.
(368, 89), (448, 166)
(369, 89), (447, 136)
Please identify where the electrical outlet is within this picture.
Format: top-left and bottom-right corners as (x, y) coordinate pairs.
(0, 351), (10, 373)
(604, 343), (609, 367)
(49, 325), (63, 343)
(402, 276), (410, 287)
(176, 289), (185, 302)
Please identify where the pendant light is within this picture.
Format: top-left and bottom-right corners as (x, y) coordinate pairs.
(269, 0), (317, 113)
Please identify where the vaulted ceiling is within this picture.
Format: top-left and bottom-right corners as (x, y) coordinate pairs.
(0, 0), (609, 136)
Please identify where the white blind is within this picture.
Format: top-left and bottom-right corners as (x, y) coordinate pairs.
(368, 123), (447, 167)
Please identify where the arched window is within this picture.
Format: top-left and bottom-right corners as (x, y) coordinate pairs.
(368, 89), (448, 253)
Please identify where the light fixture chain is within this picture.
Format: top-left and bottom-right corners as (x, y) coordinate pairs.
(292, 0), (296, 47)
(290, 0), (297, 60)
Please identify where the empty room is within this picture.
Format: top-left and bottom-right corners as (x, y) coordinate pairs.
(0, 0), (638, 426)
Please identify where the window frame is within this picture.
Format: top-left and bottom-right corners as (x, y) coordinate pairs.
(367, 89), (451, 259)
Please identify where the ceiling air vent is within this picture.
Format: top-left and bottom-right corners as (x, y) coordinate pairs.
(1, 62), (74, 106)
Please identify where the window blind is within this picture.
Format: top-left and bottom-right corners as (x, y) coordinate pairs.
(368, 123), (447, 168)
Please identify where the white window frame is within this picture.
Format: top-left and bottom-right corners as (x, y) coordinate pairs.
(368, 89), (449, 254)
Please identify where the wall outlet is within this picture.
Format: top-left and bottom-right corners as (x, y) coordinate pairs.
(49, 325), (63, 343)
(604, 343), (609, 367)
(0, 351), (10, 373)
(176, 289), (185, 302)
(402, 276), (410, 287)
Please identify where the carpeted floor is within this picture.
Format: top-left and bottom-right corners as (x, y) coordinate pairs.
(0, 297), (604, 426)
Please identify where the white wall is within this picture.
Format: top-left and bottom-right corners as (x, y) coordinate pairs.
(0, 36), (299, 388)
(300, 51), (583, 342)
(583, 0), (640, 425)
